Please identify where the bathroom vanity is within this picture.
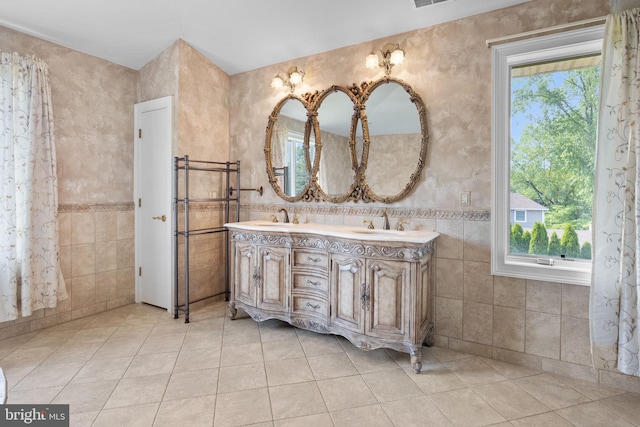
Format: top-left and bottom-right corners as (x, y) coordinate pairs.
(225, 220), (438, 373)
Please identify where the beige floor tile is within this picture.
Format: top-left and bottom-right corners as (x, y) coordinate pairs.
(274, 413), (333, 427)
(6, 386), (62, 404)
(104, 374), (170, 408)
(513, 374), (590, 410)
(361, 368), (423, 402)
(429, 388), (507, 427)
(21, 329), (77, 348)
(173, 347), (221, 372)
(52, 380), (118, 413)
(70, 326), (117, 343)
(556, 401), (634, 427)
(222, 328), (261, 347)
(163, 368), (218, 400)
(92, 338), (143, 359)
(109, 326), (152, 341)
(382, 395), (454, 426)
(296, 330), (344, 356)
(42, 341), (103, 364)
(259, 319), (298, 342)
(556, 375), (627, 400)
(427, 346), (473, 362)
(346, 348), (400, 374)
(262, 339), (305, 361)
(317, 375), (377, 411)
(71, 356), (133, 384)
(598, 392), (640, 425)
(480, 356), (540, 379)
(153, 395), (216, 427)
(269, 381), (327, 420)
(2, 345), (59, 368)
(181, 329), (223, 350)
(409, 362), (468, 395)
(220, 342), (264, 367)
(307, 353), (358, 380)
(510, 411), (573, 426)
(70, 410), (99, 427)
(386, 347), (438, 371)
(473, 380), (550, 420)
(266, 357), (314, 386)
(13, 361), (85, 390)
(218, 363), (267, 393)
(330, 404), (394, 427)
(138, 334), (185, 355)
(93, 402), (159, 427)
(2, 365), (38, 388)
(214, 387), (272, 427)
(443, 357), (506, 386)
(124, 352), (179, 378)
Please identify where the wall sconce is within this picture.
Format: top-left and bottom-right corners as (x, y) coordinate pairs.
(366, 43), (405, 76)
(271, 66), (305, 93)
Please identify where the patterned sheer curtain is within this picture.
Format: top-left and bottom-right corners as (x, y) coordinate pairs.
(591, 8), (640, 376)
(0, 52), (66, 322)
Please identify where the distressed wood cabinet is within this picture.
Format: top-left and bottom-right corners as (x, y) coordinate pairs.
(226, 221), (438, 373)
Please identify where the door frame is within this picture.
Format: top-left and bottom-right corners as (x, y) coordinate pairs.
(133, 95), (174, 313)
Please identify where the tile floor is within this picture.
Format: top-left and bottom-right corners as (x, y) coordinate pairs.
(1, 300), (640, 426)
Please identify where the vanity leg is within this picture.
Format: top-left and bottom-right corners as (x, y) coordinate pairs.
(410, 346), (422, 374)
(227, 301), (237, 320)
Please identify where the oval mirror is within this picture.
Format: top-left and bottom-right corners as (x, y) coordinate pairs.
(265, 96), (313, 201)
(360, 78), (427, 202)
(314, 87), (358, 202)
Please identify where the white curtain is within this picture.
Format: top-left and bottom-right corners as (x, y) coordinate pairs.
(591, 9), (640, 376)
(0, 52), (66, 322)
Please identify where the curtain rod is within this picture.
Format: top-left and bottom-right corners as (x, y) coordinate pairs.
(485, 15), (606, 48)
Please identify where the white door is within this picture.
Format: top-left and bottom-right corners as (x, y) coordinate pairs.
(134, 96), (173, 310)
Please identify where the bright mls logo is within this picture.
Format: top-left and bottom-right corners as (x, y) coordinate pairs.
(2, 405), (69, 426)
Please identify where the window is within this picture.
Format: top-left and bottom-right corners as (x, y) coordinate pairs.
(285, 131), (315, 196)
(492, 25), (604, 286)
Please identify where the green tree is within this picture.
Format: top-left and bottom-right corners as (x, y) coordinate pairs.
(581, 241), (592, 260)
(510, 223), (524, 254)
(510, 66), (599, 230)
(522, 231), (531, 255)
(548, 232), (562, 256)
(529, 222), (549, 255)
(560, 223), (580, 258)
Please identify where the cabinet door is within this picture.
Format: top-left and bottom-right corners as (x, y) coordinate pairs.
(233, 242), (257, 307)
(366, 259), (410, 341)
(257, 246), (289, 312)
(330, 254), (365, 334)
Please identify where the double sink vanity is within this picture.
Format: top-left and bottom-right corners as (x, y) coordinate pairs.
(225, 219), (439, 373)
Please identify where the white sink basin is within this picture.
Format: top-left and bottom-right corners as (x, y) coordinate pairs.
(225, 220), (438, 244)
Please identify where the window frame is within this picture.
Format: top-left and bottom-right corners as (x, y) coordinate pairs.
(491, 25), (604, 286)
(514, 210), (526, 223)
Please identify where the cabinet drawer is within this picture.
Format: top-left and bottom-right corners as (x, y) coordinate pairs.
(292, 271), (328, 295)
(292, 294), (329, 318)
(292, 249), (328, 271)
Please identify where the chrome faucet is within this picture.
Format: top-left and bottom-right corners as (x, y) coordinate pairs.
(278, 208), (290, 223)
(382, 211), (390, 230)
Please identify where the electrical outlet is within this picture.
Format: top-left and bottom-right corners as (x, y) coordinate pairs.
(460, 191), (470, 206)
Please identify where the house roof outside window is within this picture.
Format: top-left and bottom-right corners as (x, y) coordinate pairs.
(510, 192), (548, 212)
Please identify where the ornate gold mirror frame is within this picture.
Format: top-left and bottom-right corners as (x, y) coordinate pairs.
(265, 77), (428, 204)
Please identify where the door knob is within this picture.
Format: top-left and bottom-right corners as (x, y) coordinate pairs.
(152, 215), (166, 222)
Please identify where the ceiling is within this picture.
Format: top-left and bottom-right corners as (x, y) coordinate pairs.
(0, 0), (529, 75)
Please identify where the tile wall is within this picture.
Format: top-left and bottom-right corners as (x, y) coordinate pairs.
(0, 204), (136, 341)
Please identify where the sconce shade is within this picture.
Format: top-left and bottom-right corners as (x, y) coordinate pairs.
(271, 76), (284, 89)
(366, 52), (379, 69)
(289, 70), (303, 85)
(390, 48), (405, 66)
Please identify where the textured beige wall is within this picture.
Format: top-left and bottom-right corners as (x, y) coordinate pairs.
(0, 26), (137, 205)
